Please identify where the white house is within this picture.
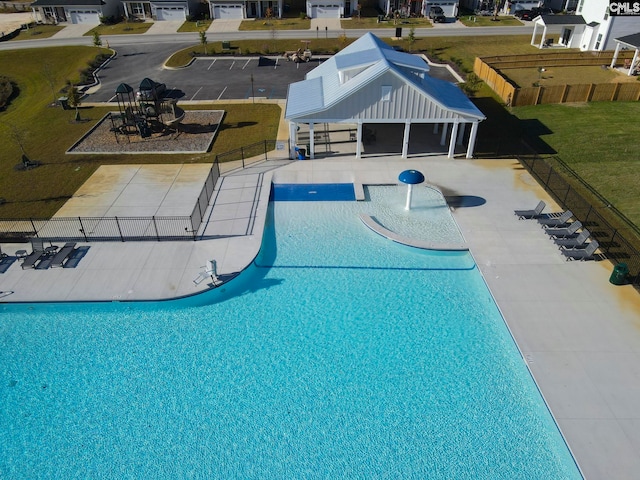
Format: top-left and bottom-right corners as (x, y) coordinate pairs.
(285, 33), (485, 160)
(531, 0), (640, 51)
(209, 0), (282, 19)
(31, 0), (121, 23)
(306, 0), (350, 18)
(122, 0), (200, 20)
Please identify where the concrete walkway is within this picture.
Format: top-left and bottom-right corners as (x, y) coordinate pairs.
(50, 22), (98, 39)
(206, 19), (242, 33)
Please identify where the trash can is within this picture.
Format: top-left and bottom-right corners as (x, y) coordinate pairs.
(297, 148), (306, 160)
(609, 262), (629, 285)
(395, 27), (402, 38)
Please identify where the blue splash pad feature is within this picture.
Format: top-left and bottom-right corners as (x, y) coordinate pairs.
(399, 169), (425, 184)
(271, 183), (355, 201)
(0, 189), (581, 479)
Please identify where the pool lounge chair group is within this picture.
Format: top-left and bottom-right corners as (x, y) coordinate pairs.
(21, 240), (78, 270)
(514, 203), (600, 261)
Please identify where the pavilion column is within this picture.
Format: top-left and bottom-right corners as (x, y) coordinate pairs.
(539, 26), (548, 49)
(466, 121), (479, 159)
(447, 121), (459, 158)
(356, 122), (363, 159)
(401, 121), (411, 159)
(309, 122), (315, 159)
(610, 42), (621, 69)
(289, 122), (297, 159)
(440, 123), (448, 146)
(457, 123), (465, 145)
(629, 49), (639, 77)
(531, 24), (537, 46)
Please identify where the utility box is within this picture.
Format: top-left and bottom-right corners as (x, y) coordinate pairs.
(609, 263), (629, 285)
(395, 27), (402, 38)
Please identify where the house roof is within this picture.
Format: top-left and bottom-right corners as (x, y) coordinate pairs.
(615, 32), (640, 49)
(285, 33), (484, 122)
(537, 14), (586, 25)
(31, 0), (105, 5)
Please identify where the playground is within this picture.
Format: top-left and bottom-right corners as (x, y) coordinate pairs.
(67, 79), (223, 154)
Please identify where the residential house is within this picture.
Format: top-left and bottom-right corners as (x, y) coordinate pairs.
(31, 0), (121, 23)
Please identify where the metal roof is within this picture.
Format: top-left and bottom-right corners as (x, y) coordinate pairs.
(285, 33), (484, 122)
(615, 32), (640, 49)
(537, 14), (586, 25)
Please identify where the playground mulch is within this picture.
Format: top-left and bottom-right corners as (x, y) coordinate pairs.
(67, 110), (224, 154)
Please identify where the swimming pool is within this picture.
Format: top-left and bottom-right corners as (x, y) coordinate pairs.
(0, 186), (581, 478)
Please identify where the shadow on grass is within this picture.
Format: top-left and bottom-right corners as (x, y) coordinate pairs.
(471, 96), (556, 158)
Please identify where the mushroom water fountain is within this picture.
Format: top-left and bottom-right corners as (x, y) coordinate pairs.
(398, 170), (425, 210)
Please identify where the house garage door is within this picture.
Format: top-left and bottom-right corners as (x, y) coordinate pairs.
(69, 10), (100, 23)
(156, 6), (186, 20)
(213, 4), (244, 19)
(312, 4), (340, 17)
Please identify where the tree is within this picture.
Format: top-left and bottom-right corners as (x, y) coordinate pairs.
(92, 30), (102, 47)
(67, 83), (82, 121)
(41, 61), (59, 106)
(408, 27), (416, 52)
(199, 30), (208, 55)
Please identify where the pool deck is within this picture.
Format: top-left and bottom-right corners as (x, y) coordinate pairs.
(2, 154), (640, 478)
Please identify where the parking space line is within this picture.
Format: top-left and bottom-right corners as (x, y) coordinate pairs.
(190, 87), (203, 100)
(229, 61), (235, 70)
(217, 86), (227, 100)
(207, 59), (217, 71)
(242, 59), (251, 69)
(274, 58), (279, 70)
(108, 94), (117, 102)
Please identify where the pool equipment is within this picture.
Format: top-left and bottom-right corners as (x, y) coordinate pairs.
(398, 169), (425, 210)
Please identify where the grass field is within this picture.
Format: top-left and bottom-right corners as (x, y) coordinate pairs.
(177, 19), (213, 32)
(458, 15), (523, 27)
(7, 24), (64, 40)
(340, 17), (433, 29)
(502, 65), (638, 87)
(239, 17), (311, 30)
(84, 21), (153, 36)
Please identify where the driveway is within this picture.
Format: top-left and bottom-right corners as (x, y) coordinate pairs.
(51, 23), (98, 38)
(143, 20), (183, 35)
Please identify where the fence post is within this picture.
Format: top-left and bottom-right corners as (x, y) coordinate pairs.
(78, 217), (88, 242)
(264, 139), (268, 160)
(115, 216), (124, 242)
(152, 216), (160, 241)
(241, 147), (245, 168)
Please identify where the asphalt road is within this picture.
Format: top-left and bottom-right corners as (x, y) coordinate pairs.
(90, 48), (323, 102)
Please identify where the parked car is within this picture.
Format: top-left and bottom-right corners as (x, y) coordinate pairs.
(532, 6), (554, 15)
(136, 78), (166, 101)
(429, 6), (446, 22)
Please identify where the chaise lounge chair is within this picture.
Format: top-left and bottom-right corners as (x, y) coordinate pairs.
(560, 240), (599, 261)
(514, 200), (546, 219)
(50, 242), (77, 268)
(538, 210), (574, 227)
(553, 229), (590, 248)
(544, 220), (583, 238)
(21, 238), (46, 270)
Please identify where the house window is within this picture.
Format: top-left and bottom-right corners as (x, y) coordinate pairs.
(381, 85), (392, 101)
(577, 0), (583, 12)
(132, 3), (144, 15)
(603, 6), (608, 20)
(595, 33), (602, 50)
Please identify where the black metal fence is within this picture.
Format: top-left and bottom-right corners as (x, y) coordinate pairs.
(0, 140), (281, 243)
(518, 154), (640, 287)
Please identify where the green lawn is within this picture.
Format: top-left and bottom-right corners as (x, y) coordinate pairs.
(340, 17), (433, 29)
(0, 47), (280, 218)
(7, 24), (64, 40)
(84, 21), (153, 36)
(458, 15), (523, 27)
(512, 102), (640, 226)
(502, 66), (635, 88)
(177, 19), (213, 32)
(239, 17), (311, 30)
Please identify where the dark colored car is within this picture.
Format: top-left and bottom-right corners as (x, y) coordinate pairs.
(429, 6), (446, 22)
(514, 9), (533, 20)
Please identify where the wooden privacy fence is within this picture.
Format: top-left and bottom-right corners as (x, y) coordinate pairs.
(474, 54), (640, 107)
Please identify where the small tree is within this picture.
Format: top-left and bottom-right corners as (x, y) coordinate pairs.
(407, 27), (416, 52)
(265, 7), (273, 24)
(92, 30), (102, 47)
(199, 30), (208, 55)
(41, 61), (59, 106)
(461, 73), (482, 97)
(67, 83), (82, 121)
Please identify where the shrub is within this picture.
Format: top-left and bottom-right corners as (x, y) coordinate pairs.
(0, 76), (14, 109)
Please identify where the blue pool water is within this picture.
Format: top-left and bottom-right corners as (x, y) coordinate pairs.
(0, 187), (581, 479)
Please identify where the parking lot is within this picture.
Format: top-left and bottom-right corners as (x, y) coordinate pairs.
(88, 55), (324, 103)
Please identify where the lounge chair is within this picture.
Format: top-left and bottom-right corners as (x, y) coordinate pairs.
(544, 220), (582, 237)
(553, 229), (590, 247)
(50, 242), (77, 268)
(560, 240), (599, 261)
(193, 260), (222, 286)
(21, 238), (46, 270)
(537, 210), (574, 227)
(514, 200), (546, 219)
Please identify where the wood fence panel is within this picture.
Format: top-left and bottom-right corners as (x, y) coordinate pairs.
(591, 84), (617, 101)
(539, 85), (565, 104)
(565, 84), (591, 103)
(513, 87), (539, 106)
(616, 83), (640, 101)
